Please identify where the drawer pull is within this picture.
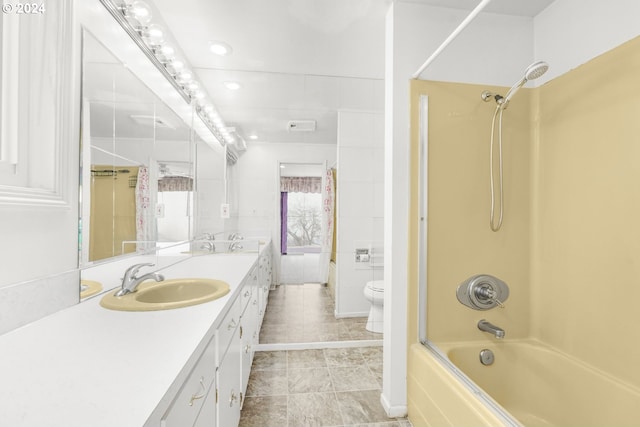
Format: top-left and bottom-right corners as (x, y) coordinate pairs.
(227, 318), (237, 331)
(244, 290), (250, 297)
(230, 390), (238, 407)
(189, 377), (206, 406)
(244, 344), (251, 354)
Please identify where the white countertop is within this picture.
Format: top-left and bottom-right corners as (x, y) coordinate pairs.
(0, 253), (260, 427)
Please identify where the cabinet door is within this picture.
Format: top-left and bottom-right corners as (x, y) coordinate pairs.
(240, 315), (255, 398)
(162, 337), (216, 427)
(193, 381), (216, 427)
(217, 326), (242, 427)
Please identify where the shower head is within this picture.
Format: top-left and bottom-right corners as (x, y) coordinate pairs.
(524, 61), (549, 80)
(502, 60), (549, 107)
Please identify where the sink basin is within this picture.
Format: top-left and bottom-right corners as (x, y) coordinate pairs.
(100, 278), (230, 311)
(80, 280), (103, 299)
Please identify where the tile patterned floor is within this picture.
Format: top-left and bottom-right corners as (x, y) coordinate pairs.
(239, 348), (411, 427)
(241, 283), (409, 427)
(259, 283), (382, 343)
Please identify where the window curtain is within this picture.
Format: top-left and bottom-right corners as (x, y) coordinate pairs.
(318, 168), (335, 284)
(280, 176), (322, 193)
(280, 192), (288, 254)
(158, 176), (193, 192)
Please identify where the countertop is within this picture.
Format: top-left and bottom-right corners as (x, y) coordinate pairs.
(0, 252), (260, 427)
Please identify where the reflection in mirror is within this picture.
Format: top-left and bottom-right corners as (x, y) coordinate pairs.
(80, 29), (193, 265)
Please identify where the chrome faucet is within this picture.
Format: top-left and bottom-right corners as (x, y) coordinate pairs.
(228, 232), (243, 241)
(228, 241), (244, 253)
(115, 263), (164, 297)
(200, 240), (216, 252)
(478, 319), (505, 339)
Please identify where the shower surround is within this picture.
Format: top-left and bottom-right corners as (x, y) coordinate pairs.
(407, 35), (640, 426)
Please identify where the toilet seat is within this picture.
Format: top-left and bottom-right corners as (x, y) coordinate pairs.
(367, 280), (385, 292)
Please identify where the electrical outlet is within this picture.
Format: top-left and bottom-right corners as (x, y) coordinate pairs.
(156, 203), (165, 218)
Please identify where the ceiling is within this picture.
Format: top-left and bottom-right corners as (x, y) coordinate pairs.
(150, 0), (556, 146)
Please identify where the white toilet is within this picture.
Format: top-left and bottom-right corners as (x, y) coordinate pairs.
(364, 280), (385, 333)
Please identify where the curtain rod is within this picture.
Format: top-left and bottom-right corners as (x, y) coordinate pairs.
(412, 0), (493, 80)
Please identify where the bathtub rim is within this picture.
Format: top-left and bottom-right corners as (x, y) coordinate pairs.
(420, 339), (523, 427)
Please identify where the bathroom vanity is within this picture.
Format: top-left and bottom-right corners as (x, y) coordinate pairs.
(0, 243), (272, 427)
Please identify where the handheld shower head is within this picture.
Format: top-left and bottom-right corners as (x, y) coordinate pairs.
(502, 61), (549, 107)
(524, 61), (549, 80)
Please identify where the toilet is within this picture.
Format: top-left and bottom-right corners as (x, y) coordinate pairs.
(364, 280), (385, 333)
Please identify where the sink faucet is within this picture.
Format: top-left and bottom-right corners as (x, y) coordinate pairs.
(228, 232), (243, 241)
(115, 263), (164, 297)
(228, 241), (244, 253)
(200, 240), (216, 252)
(478, 319), (505, 339)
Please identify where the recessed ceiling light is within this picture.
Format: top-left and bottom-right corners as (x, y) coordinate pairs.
(210, 41), (232, 56)
(224, 81), (241, 91)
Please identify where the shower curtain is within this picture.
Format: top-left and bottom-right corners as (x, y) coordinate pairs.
(135, 165), (155, 252)
(318, 168), (335, 284)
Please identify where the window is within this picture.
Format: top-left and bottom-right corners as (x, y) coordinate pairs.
(286, 191), (322, 251)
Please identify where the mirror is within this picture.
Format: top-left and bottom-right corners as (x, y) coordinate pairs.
(80, 29), (194, 266)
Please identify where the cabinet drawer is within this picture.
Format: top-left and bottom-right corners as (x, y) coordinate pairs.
(217, 296), (241, 363)
(161, 336), (216, 427)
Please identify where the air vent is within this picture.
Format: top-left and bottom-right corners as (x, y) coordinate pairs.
(287, 120), (316, 132)
(130, 115), (175, 129)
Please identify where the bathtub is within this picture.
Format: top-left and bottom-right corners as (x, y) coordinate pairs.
(424, 339), (640, 427)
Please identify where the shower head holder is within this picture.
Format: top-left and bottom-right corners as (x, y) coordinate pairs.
(481, 90), (504, 104)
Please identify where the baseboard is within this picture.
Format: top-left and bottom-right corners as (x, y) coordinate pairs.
(380, 392), (408, 418)
(255, 339), (382, 352)
(334, 310), (369, 319)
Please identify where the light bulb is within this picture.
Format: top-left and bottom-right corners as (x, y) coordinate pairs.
(141, 23), (164, 44)
(130, 1), (152, 25)
(177, 70), (192, 82)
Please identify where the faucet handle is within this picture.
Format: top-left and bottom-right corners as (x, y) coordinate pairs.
(124, 263), (155, 279)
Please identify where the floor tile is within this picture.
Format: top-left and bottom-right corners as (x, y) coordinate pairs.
(246, 368), (288, 397)
(288, 349), (327, 368)
(336, 390), (390, 425)
(330, 365), (380, 392)
(288, 367), (333, 394)
(324, 347), (366, 367)
(252, 350), (287, 370)
(288, 392), (344, 427)
(239, 395), (288, 427)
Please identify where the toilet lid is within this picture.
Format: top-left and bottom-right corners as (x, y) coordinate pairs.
(368, 280), (385, 291)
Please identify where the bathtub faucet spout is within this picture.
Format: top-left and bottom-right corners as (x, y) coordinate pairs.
(478, 319), (505, 339)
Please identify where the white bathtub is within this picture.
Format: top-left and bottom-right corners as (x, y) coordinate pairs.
(434, 339), (640, 427)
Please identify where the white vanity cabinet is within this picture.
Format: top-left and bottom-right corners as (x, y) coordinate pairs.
(240, 266), (259, 402)
(161, 335), (217, 427)
(215, 271), (254, 427)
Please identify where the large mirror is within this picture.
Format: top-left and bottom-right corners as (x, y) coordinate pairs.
(80, 30), (194, 265)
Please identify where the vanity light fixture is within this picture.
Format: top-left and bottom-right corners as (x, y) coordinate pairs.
(210, 41), (233, 56)
(101, 0), (237, 152)
(119, 0), (152, 25)
(248, 134), (258, 140)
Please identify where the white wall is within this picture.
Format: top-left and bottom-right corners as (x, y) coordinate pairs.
(534, 0), (640, 84)
(336, 110), (384, 317)
(230, 142), (337, 283)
